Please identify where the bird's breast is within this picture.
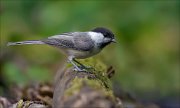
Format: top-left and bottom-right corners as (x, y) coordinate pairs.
(66, 48), (101, 59)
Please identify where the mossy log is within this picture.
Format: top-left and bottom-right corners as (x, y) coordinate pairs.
(53, 63), (121, 108)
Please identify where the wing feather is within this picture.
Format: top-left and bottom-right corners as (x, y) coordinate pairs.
(43, 32), (94, 51)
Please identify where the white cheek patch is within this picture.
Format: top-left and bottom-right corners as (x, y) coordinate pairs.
(104, 37), (111, 43)
(88, 32), (104, 44)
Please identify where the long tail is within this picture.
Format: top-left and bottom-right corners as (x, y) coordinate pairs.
(7, 40), (45, 46)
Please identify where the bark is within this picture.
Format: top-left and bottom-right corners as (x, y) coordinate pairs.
(53, 66), (121, 108)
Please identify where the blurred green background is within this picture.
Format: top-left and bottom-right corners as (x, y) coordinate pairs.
(0, 0), (179, 101)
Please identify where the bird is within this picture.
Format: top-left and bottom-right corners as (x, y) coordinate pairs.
(7, 27), (116, 72)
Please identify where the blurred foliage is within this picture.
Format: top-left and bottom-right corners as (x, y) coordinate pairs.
(0, 0), (179, 98)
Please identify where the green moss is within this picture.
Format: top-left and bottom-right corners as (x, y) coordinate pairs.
(78, 58), (107, 72)
(66, 62), (73, 68)
(65, 77), (114, 100)
(84, 77), (114, 99)
(64, 77), (84, 97)
(64, 58), (115, 99)
(80, 58), (112, 89)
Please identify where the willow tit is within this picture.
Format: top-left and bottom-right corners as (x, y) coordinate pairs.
(7, 27), (116, 71)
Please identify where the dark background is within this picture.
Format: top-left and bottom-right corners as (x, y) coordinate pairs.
(0, 0), (179, 107)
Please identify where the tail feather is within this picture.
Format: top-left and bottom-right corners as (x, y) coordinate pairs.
(7, 40), (44, 46)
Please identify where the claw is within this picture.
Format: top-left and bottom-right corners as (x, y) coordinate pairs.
(73, 66), (85, 72)
(73, 67), (93, 74)
(68, 57), (94, 73)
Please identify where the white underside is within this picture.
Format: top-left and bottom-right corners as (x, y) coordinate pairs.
(68, 49), (100, 59)
(58, 48), (100, 59)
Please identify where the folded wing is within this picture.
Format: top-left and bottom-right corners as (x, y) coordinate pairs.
(42, 32), (94, 51)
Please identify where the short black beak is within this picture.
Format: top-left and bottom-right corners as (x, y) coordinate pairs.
(111, 39), (116, 43)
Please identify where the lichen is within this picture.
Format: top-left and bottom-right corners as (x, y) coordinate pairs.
(17, 99), (24, 108)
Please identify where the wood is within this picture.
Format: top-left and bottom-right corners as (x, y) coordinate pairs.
(53, 66), (121, 108)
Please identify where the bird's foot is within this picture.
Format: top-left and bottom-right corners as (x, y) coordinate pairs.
(73, 67), (86, 72)
(79, 65), (93, 70)
(73, 67), (93, 74)
(79, 65), (95, 73)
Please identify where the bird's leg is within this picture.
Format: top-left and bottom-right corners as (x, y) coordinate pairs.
(68, 57), (85, 72)
(73, 59), (92, 69)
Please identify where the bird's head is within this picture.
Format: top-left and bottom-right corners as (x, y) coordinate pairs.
(91, 27), (116, 48)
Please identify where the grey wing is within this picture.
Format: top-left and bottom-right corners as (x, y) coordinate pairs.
(42, 32), (94, 51)
(73, 33), (95, 51)
(42, 33), (75, 49)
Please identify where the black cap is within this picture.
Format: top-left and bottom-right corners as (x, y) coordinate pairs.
(91, 27), (115, 39)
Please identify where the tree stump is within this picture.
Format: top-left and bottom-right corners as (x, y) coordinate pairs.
(53, 61), (121, 108)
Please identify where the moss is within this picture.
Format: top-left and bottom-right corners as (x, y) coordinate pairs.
(79, 58), (112, 89)
(66, 62), (73, 68)
(65, 77), (115, 100)
(64, 77), (84, 97)
(64, 58), (115, 100)
(78, 58), (107, 72)
(84, 77), (114, 99)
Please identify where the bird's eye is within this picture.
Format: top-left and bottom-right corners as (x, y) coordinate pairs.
(104, 33), (109, 37)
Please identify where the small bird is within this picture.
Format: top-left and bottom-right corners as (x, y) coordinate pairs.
(7, 27), (116, 71)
